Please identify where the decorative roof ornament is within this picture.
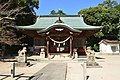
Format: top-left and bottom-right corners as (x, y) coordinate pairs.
(55, 17), (64, 23)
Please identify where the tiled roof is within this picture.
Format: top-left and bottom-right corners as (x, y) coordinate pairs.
(16, 15), (102, 31)
(99, 39), (120, 45)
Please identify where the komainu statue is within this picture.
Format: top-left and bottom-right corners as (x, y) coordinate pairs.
(18, 47), (27, 63)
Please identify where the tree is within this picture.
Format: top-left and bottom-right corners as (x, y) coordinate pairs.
(78, 5), (119, 33)
(114, 4), (120, 41)
(114, 4), (120, 11)
(17, 0), (39, 14)
(50, 10), (56, 15)
(0, 0), (39, 45)
(49, 10), (66, 15)
(102, 0), (118, 8)
(57, 10), (66, 15)
(78, 4), (120, 51)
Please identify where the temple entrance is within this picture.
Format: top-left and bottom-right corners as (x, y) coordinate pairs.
(49, 36), (70, 53)
(46, 35), (73, 60)
(45, 26), (74, 58)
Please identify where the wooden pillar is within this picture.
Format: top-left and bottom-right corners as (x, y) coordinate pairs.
(70, 37), (72, 58)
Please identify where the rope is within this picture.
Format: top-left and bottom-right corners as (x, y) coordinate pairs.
(48, 36), (72, 44)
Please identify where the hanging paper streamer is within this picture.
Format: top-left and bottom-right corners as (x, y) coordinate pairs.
(54, 42), (56, 46)
(63, 42), (65, 46)
(58, 43), (60, 47)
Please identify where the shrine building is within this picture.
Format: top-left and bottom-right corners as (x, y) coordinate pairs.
(16, 15), (102, 58)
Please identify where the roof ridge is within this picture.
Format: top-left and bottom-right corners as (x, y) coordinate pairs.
(39, 15), (81, 17)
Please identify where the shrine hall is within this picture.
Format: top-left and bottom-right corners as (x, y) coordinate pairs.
(16, 15), (102, 58)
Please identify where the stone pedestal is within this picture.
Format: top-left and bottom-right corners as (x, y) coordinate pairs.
(15, 62), (29, 67)
(18, 55), (27, 63)
(40, 48), (45, 58)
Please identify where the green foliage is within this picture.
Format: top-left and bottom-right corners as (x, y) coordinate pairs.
(50, 10), (66, 15)
(16, 14), (37, 26)
(78, 1), (120, 51)
(16, 0), (39, 14)
(103, 0), (118, 8)
(0, 0), (39, 45)
(57, 10), (66, 15)
(114, 4), (120, 11)
(50, 10), (56, 15)
(15, 0), (39, 25)
(17, 0), (27, 7)
(17, 0), (39, 9)
(117, 27), (120, 40)
(93, 44), (99, 51)
(95, 31), (104, 38)
(78, 5), (120, 36)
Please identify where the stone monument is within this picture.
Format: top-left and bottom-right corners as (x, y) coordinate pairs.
(72, 48), (78, 59)
(16, 47), (28, 67)
(18, 47), (27, 63)
(85, 47), (99, 67)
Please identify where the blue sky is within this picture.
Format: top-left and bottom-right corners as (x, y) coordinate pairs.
(35, 0), (120, 15)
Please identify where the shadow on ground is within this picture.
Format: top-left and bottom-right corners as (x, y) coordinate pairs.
(95, 57), (105, 59)
(0, 73), (31, 80)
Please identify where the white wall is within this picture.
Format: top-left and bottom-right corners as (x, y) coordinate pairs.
(100, 43), (107, 53)
(99, 43), (119, 54)
(106, 45), (112, 53)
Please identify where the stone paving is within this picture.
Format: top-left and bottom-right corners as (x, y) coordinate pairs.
(0, 55), (120, 80)
(87, 55), (120, 80)
(30, 63), (67, 80)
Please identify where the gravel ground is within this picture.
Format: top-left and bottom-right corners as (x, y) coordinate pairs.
(0, 55), (120, 80)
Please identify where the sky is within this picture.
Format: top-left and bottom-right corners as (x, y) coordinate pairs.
(35, 0), (120, 15)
